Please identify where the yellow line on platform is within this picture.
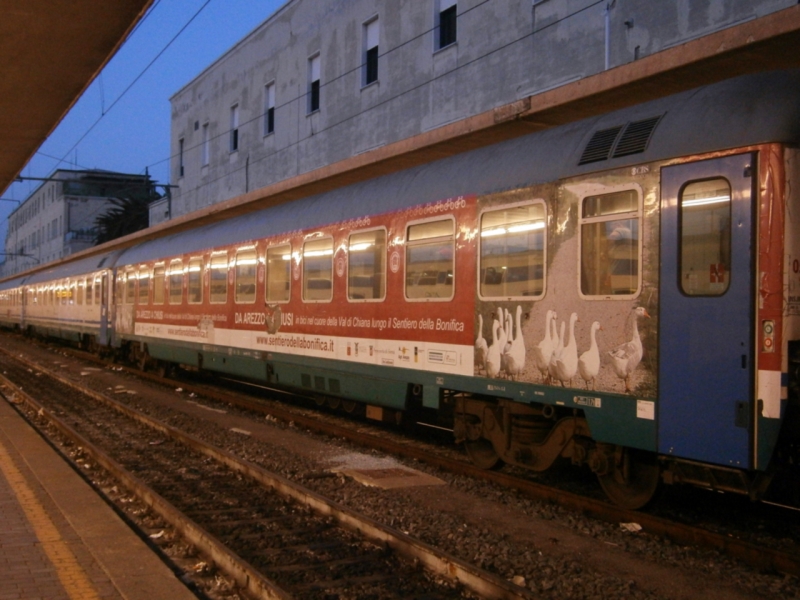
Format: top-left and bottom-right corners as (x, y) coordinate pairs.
(0, 435), (101, 600)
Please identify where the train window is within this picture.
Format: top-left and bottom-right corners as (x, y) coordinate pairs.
(266, 245), (291, 303)
(235, 248), (258, 304)
(95, 276), (103, 305)
(209, 253), (228, 304)
(405, 218), (454, 301)
(479, 202), (546, 299)
(138, 268), (150, 305)
(70, 282), (77, 305)
(168, 260), (184, 305)
(153, 265), (165, 304)
(348, 229), (386, 301)
(303, 238), (333, 302)
(86, 277), (92, 306)
(77, 281), (83, 305)
(124, 270), (136, 305)
(579, 189), (641, 298)
(680, 178), (731, 296)
(187, 258), (203, 304)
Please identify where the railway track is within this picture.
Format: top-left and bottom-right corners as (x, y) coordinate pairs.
(80, 349), (800, 577)
(0, 347), (531, 600)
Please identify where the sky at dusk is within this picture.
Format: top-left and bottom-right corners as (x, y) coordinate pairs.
(1, 0), (287, 244)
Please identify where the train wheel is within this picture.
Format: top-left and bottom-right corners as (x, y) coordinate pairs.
(465, 439), (503, 470)
(596, 448), (660, 509)
(341, 400), (357, 413)
(326, 397), (341, 410)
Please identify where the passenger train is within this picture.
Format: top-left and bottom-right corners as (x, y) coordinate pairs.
(2, 70), (800, 508)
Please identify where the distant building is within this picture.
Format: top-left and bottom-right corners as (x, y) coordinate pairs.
(1, 169), (154, 277)
(159, 0), (796, 223)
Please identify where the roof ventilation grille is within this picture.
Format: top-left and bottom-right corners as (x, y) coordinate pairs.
(612, 116), (662, 158)
(578, 126), (623, 165)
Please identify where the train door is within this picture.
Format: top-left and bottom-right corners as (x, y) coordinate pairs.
(99, 272), (109, 345)
(659, 153), (754, 468)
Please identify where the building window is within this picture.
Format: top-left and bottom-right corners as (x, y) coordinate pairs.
(579, 189), (641, 298)
(202, 123), (209, 166)
(264, 82), (275, 136)
(436, 0), (457, 50)
(308, 54), (320, 113)
(363, 18), (379, 86)
(230, 105), (239, 152)
(178, 138), (185, 178)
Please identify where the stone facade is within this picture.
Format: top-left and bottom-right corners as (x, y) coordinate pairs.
(162, 0), (795, 223)
(2, 170), (153, 277)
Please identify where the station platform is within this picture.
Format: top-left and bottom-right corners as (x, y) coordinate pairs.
(0, 397), (196, 600)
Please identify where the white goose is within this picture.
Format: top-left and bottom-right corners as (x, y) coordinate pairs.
(548, 319), (565, 384)
(554, 312), (579, 387)
(609, 307), (650, 393)
(505, 305), (526, 381)
(532, 310), (556, 383)
(485, 318), (505, 379)
(475, 314), (488, 373)
(578, 321), (602, 390)
(501, 309), (514, 377)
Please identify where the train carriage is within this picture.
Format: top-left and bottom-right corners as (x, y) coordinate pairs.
(2, 69), (800, 507)
(17, 252), (116, 349)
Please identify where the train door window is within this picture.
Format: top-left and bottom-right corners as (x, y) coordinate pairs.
(579, 188), (641, 298)
(303, 238), (333, 302)
(168, 260), (184, 305)
(348, 229), (386, 301)
(679, 178), (731, 296)
(86, 277), (93, 306)
(95, 276), (103, 305)
(125, 269), (136, 304)
(235, 248), (258, 304)
(266, 245), (291, 303)
(70, 281), (77, 305)
(187, 258), (203, 304)
(138, 268), (150, 305)
(76, 281), (83, 305)
(152, 265), (165, 304)
(479, 202), (546, 299)
(209, 253), (228, 304)
(405, 218), (454, 301)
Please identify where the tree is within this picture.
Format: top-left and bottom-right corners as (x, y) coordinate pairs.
(94, 185), (161, 245)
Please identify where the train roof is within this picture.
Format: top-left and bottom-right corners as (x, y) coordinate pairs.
(0, 274), (29, 291)
(117, 69), (800, 266)
(21, 251), (120, 285)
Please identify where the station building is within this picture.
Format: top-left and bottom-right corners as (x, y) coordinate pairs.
(1, 170), (154, 277)
(158, 0), (797, 224)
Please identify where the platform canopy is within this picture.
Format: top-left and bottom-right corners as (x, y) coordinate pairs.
(0, 0), (153, 194)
